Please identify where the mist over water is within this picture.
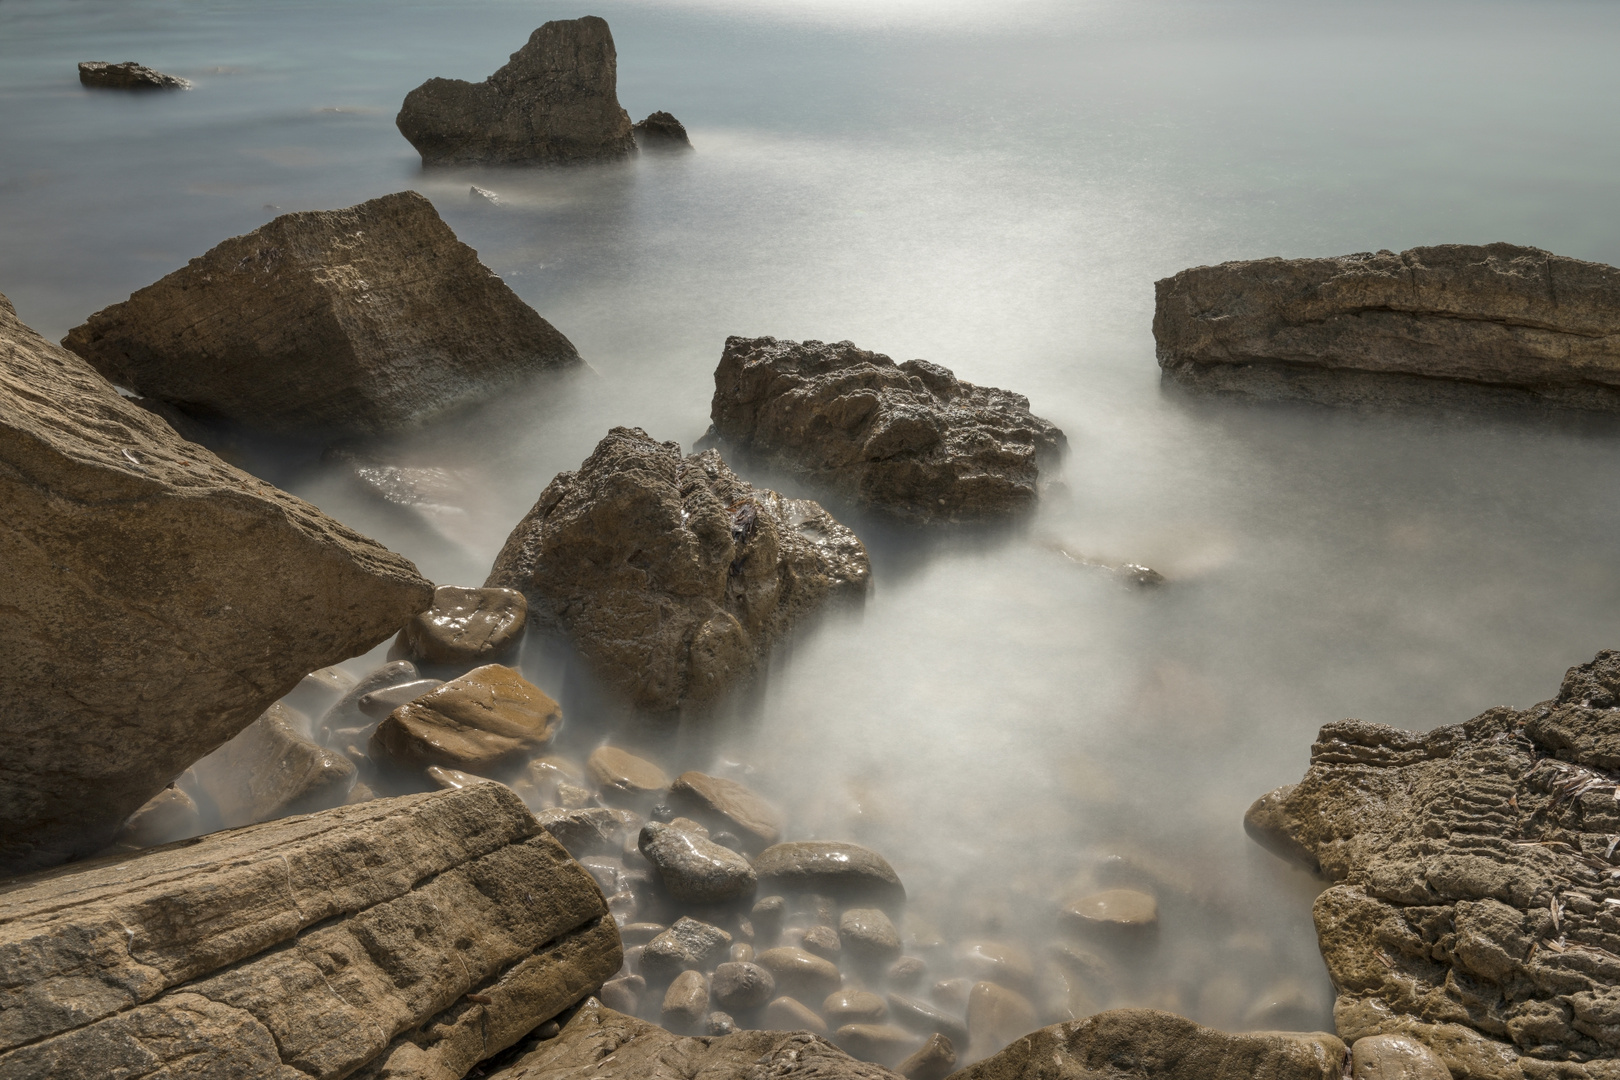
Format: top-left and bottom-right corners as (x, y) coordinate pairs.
(6, 0), (1620, 1045)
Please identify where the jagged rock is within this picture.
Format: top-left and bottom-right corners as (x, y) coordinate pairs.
(192, 702), (357, 826)
(62, 191), (581, 435)
(641, 917), (733, 980)
(370, 663), (562, 775)
(0, 291), (431, 873)
(952, 1009), (1346, 1079)
(0, 785), (622, 1080)
(633, 111), (691, 148)
(486, 427), (870, 714)
(396, 17), (635, 166)
(78, 60), (190, 89)
(754, 840), (906, 910)
(1154, 244), (1620, 413)
(1246, 648), (1620, 1078)
(396, 584), (528, 665)
(708, 336), (1065, 522)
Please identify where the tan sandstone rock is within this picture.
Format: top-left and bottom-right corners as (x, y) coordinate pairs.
(370, 663), (562, 775)
(192, 701), (357, 826)
(669, 769), (783, 848)
(397, 584), (528, 665)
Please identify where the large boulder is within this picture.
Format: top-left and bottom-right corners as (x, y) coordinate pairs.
(62, 191), (581, 435)
(0, 292), (431, 874)
(1154, 244), (1620, 412)
(708, 336), (1066, 523)
(486, 427), (870, 715)
(0, 784), (622, 1080)
(396, 16), (636, 166)
(1245, 649), (1620, 1079)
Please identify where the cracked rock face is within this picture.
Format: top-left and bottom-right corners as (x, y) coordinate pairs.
(1246, 649), (1620, 1078)
(709, 336), (1066, 523)
(486, 427), (870, 715)
(1154, 244), (1620, 413)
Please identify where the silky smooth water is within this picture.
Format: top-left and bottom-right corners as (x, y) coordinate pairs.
(6, 0), (1620, 1045)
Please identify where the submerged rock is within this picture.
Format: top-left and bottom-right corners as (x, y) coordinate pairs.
(709, 336), (1065, 522)
(1155, 244), (1620, 413)
(641, 917), (733, 980)
(712, 960), (776, 1011)
(193, 702), (356, 826)
(670, 769), (783, 849)
(486, 427), (870, 714)
(633, 111), (692, 148)
(370, 663), (562, 775)
(0, 291), (430, 873)
(396, 584), (528, 665)
(396, 16), (636, 166)
(63, 191), (582, 435)
(112, 785), (200, 848)
(896, 1032), (957, 1080)
(78, 60), (190, 89)
(754, 840), (907, 911)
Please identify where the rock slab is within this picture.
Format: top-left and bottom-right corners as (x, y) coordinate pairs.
(63, 191), (581, 435)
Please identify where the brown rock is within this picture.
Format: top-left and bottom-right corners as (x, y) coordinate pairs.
(397, 584), (527, 665)
(887, 956), (927, 988)
(753, 895), (787, 942)
(600, 975), (641, 1015)
(712, 961), (776, 1011)
(1350, 1034), (1454, 1080)
(587, 746), (670, 797)
(486, 427), (870, 715)
(730, 942), (755, 963)
(804, 923), (843, 961)
(193, 702), (357, 825)
(1059, 889), (1158, 936)
(357, 678), (444, 720)
(78, 60), (189, 89)
(62, 191), (582, 435)
(826, 990), (889, 1025)
(765, 996), (831, 1037)
(638, 821), (756, 904)
(709, 336), (1065, 523)
(886, 993), (968, 1045)
(641, 917), (733, 981)
(896, 1032), (956, 1080)
(840, 907), (902, 963)
(112, 784), (200, 848)
(758, 945), (844, 1001)
(318, 660), (421, 739)
(837, 1023), (919, 1067)
(370, 663), (561, 775)
(662, 970), (710, 1033)
(966, 982), (1039, 1058)
(535, 806), (641, 857)
(396, 17), (635, 167)
(955, 942), (1035, 991)
(755, 841), (906, 911)
(670, 770), (783, 848)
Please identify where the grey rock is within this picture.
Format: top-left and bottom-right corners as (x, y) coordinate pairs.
(712, 961), (776, 1011)
(633, 111), (691, 148)
(192, 702), (357, 826)
(639, 821), (757, 904)
(756, 946), (843, 1002)
(841, 907), (902, 962)
(753, 894), (787, 942)
(78, 60), (190, 89)
(319, 660), (420, 739)
(765, 995), (831, 1037)
(641, 916), (733, 981)
(755, 840), (906, 911)
(706, 1010), (736, 1036)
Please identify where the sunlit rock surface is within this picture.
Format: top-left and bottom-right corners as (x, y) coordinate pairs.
(396, 584), (528, 665)
(1155, 244), (1620, 412)
(62, 191), (581, 435)
(0, 291), (431, 874)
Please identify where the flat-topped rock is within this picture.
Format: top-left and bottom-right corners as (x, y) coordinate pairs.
(754, 840), (906, 911)
(1155, 244), (1620, 413)
(709, 336), (1065, 522)
(63, 191), (581, 435)
(78, 60), (190, 89)
(397, 584), (528, 665)
(371, 663), (562, 775)
(670, 769), (783, 848)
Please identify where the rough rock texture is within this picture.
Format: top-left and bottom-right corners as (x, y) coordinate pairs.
(484, 998), (899, 1079)
(709, 336), (1065, 523)
(191, 702), (356, 826)
(638, 821), (757, 904)
(78, 61), (190, 89)
(396, 17), (635, 166)
(951, 1008), (1346, 1079)
(0, 291), (431, 873)
(1154, 244), (1620, 413)
(486, 427), (870, 714)
(397, 585), (528, 665)
(633, 111), (691, 148)
(62, 191), (581, 435)
(0, 784), (622, 1080)
(1246, 649), (1620, 1078)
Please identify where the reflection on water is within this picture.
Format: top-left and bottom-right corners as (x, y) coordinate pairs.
(6, 0), (1620, 1054)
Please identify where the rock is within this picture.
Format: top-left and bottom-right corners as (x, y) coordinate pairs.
(112, 785), (200, 848)
(600, 975), (641, 1014)
(62, 191), (582, 435)
(396, 16), (635, 166)
(668, 816), (711, 839)
(0, 292), (431, 873)
(707, 1010), (737, 1036)
(619, 922), (666, 945)
(282, 666), (357, 719)
(396, 584), (528, 665)
(426, 765), (504, 792)
(0, 784), (622, 1080)
(357, 678), (444, 719)
(481, 998), (897, 1079)
(708, 336), (1065, 523)
(887, 956), (928, 988)
(758, 946), (844, 1001)
(370, 663), (562, 775)
(1060, 889), (1158, 936)
(641, 917), (733, 980)
(470, 185), (503, 207)
(712, 961), (776, 1011)
(518, 755), (589, 806)
(1153, 244), (1620, 413)
(966, 982), (1039, 1057)
(753, 895), (787, 942)
(587, 746), (670, 799)
(887, 993), (969, 1045)
(955, 942), (1034, 991)
(193, 702), (357, 825)
(633, 111), (691, 148)
(826, 990), (889, 1025)
(755, 841), (906, 911)
(670, 770), (783, 848)
(951, 1009), (1346, 1080)
(1350, 1034), (1454, 1080)
(662, 970), (710, 1033)
(487, 427), (870, 714)
(933, 978), (973, 1011)
(840, 908), (902, 963)
(1243, 783), (1320, 871)
(637, 820), (757, 904)
(536, 806), (641, 857)
(319, 660), (420, 739)
(1243, 977), (1327, 1032)
(837, 1023), (919, 1066)
(896, 1032), (957, 1080)
(804, 924), (843, 961)
(78, 60), (190, 89)
(731, 942), (755, 963)
(765, 996), (831, 1037)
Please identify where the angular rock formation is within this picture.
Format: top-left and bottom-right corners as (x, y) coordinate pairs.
(396, 17), (636, 166)
(78, 60), (190, 89)
(1246, 649), (1620, 1078)
(0, 784), (622, 1080)
(633, 111), (691, 148)
(1155, 244), (1620, 412)
(709, 336), (1066, 523)
(62, 191), (581, 435)
(0, 291), (431, 873)
(486, 427), (870, 714)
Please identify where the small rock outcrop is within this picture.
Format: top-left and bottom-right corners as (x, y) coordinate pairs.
(396, 584), (528, 665)
(1246, 649), (1620, 1078)
(633, 111), (691, 148)
(78, 60), (190, 89)
(486, 427), (870, 714)
(0, 291), (431, 874)
(709, 336), (1066, 522)
(0, 784), (623, 1079)
(62, 191), (582, 435)
(396, 16), (636, 166)
(1155, 244), (1620, 412)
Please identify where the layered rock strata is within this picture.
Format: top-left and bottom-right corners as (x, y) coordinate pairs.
(396, 17), (636, 166)
(0, 784), (622, 1080)
(0, 291), (431, 873)
(63, 191), (581, 435)
(708, 336), (1065, 522)
(486, 427), (870, 714)
(1246, 649), (1620, 1078)
(1155, 244), (1620, 412)
(78, 61), (190, 89)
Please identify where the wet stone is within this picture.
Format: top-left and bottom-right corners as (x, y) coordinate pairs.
(1060, 888), (1159, 935)
(638, 820), (757, 904)
(535, 806), (640, 857)
(662, 970), (710, 1033)
(803, 923), (842, 961)
(956, 941), (1035, 991)
(319, 660), (419, 739)
(730, 942), (755, 963)
(78, 60), (190, 89)
(667, 816), (710, 838)
(837, 1023), (919, 1067)
(194, 703), (356, 826)
(764, 996), (828, 1036)
(425, 765), (503, 791)
(601, 975), (642, 1014)
(619, 922), (665, 945)
(712, 960), (776, 1011)
(396, 584), (527, 665)
(670, 770), (783, 848)
(756, 841), (906, 911)
(757, 945), (843, 1001)
(752, 895), (786, 942)
(932, 977), (972, 1011)
(641, 916), (733, 980)
(587, 746), (670, 801)
(113, 785), (199, 848)
(369, 664), (561, 775)
(887, 992), (969, 1045)
(283, 666), (356, 720)
(966, 981), (1039, 1057)
(1350, 1034), (1453, 1080)
(706, 1010), (736, 1036)
(358, 678), (444, 720)
(825, 989), (888, 1025)
(896, 1032), (957, 1080)
(887, 956), (928, 989)
(578, 855), (625, 894)
(841, 908), (902, 963)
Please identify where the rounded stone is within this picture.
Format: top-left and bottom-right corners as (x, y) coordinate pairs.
(886, 992), (969, 1045)
(712, 961), (776, 1011)
(955, 941), (1034, 990)
(756, 946), (843, 1001)
(836, 1023), (919, 1066)
(1351, 1034), (1453, 1080)
(729, 942), (755, 963)
(753, 841), (906, 910)
(764, 995), (828, 1036)
(588, 746), (670, 797)
(966, 981), (1038, 1056)
(1060, 888), (1159, 933)
(641, 917), (733, 980)
(824, 989), (888, 1024)
(802, 924), (842, 961)
(397, 585), (527, 664)
(356, 679), (445, 720)
(887, 955), (928, 988)
(638, 821), (757, 903)
(601, 974), (642, 1014)
(662, 970), (710, 1032)
(840, 908), (902, 962)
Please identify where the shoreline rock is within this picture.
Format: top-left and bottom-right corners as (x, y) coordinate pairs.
(633, 111), (692, 149)
(78, 61), (190, 90)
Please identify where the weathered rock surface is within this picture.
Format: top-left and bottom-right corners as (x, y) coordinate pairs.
(192, 702), (356, 826)
(1350, 1033), (1454, 1080)
(396, 17), (635, 166)
(397, 584), (528, 665)
(536, 806), (641, 858)
(709, 336), (1065, 523)
(78, 60), (190, 89)
(486, 427), (870, 714)
(1154, 244), (1620, 413)
(62, 191), (581, 435)
(952, 1008), (1346, 1079)
(638, 821), (757, 904)
(633, 111), (691, 148)
(0, 784), (622, 1080)
(642, 917), (734, 980)
(712, 961), (776, 1011)
(755, 840), (907, 910)
(896, 1032), (956, 1080)
(0, 291), (431, 873)
(1247, 649), (1620, 1078)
